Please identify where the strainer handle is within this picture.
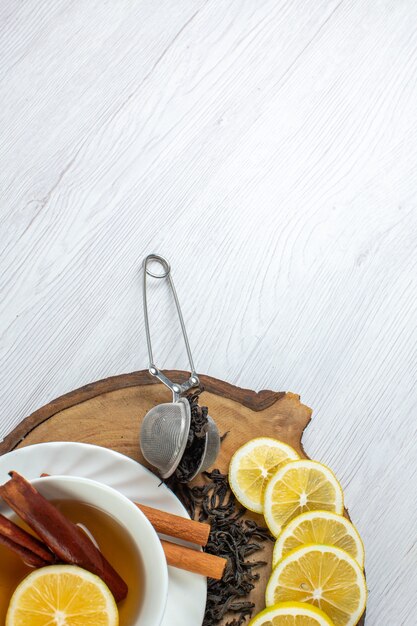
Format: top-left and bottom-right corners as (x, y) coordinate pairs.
(143, 254), (200, 400)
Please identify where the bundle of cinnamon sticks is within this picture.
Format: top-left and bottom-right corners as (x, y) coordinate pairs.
(0, 471), (226, 603)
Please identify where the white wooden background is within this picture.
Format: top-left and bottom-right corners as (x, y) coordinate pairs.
(1, 1), (416, 623)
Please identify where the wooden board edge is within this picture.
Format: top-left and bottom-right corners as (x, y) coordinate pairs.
(0, 370), (301, 455)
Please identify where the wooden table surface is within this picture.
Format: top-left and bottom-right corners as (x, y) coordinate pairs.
(0, 2), (416, 624)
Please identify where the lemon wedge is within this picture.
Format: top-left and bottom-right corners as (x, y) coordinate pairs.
(6, 565), (119, 626)
(249, 601), (335, 625)
(228, 438), (299, 513)
(273, 511), (364, 568)
(266, 544), (367, 626)
(263, 460), (344, 537)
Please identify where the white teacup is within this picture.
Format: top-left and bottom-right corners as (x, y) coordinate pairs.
(30, 475), (168, 626)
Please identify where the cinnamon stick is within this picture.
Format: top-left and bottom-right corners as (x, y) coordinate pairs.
(0, 513), (55, 565)
(0, 472), (128, 602)
(161, 540), (227, 580)
(0, 533), (50, 568)
(136, 503), (210, 546)
(40, 473), (211, 547)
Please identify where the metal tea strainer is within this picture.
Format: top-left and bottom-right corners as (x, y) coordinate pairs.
(140, 254), (220, 480)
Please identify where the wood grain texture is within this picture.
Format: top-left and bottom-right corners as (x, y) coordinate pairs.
(0, 370), (286, 454)
(0, 1), (416, 623)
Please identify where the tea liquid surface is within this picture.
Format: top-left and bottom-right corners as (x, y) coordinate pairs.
(0, 500), (143, 625)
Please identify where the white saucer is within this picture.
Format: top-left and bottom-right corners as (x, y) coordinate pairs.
(0, 442), (207, 626)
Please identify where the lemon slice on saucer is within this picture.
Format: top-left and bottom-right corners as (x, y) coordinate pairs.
(249, 601), (335, 625)
(263, 460), (344, 537)
(266, 544), (367, 626)
(6, 565), (119, 626)
(229, 438), (299, 513)
(273, 511), (365, 568)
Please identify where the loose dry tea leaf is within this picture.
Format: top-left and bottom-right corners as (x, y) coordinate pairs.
(174, 390), (209, 483)
(167, 469), (273, 626)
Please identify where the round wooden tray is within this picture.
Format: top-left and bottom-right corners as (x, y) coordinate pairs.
(0, 370), (365, 624)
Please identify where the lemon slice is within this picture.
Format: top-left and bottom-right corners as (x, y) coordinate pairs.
(229, 438), (300, 513)
(249, 601), (335, 625)
(6, 565), (119, 626)
(273, 511), (364, 569)
(266, 544), (367, 626)
(263, 460), (344, 537)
